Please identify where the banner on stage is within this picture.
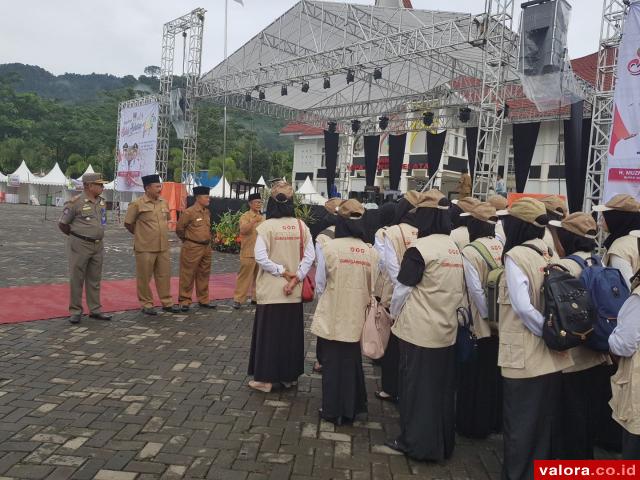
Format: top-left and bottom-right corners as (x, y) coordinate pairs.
(604, 3), (640, 202)
(115, 102), (159, 192)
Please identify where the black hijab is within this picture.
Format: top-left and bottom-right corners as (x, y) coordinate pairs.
(265, 196), (295, 219)
(502, 215), (546, 259)
(415, 206), (452, 238)
(449, 204), (467, 229)
(468, 217), (496, 243)
(603, 210), (640, 250)
(379, 202), (397, 228)
(394, 198), (418, 227)
(335, 215), (368, 242)
(556, 227), (597, 257)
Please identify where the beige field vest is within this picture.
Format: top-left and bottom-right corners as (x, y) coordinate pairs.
(462, 236), (504, 339)
(603, 234), (640, 273)
(374, 227), (394, 307)
(392, 234), (465, 349)
(451, 226), (470, 250)
(543, 228), (558, 257)
(311, 238), (378, 343)
(498, 238), (574, 379)
(316, 225), (336, 250)
(556, 252), (610, 373)
(610, 286), (640, 435)
(255, 218), (311, 305)
(385, 223), (418, 265)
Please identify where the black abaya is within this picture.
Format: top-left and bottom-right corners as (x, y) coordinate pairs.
(317, 337), (367, 425)
(248, 303), (305, 383)
(622, 430), (640, 460)
(380, 333), (400, 399)
(593, 364), (623, 452)
(558, 367), (598, 459)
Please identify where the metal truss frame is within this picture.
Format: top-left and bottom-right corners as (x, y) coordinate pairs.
(583, 0), (629, 219)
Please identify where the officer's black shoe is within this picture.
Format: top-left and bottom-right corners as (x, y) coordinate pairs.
(250, 300), (257, 305)
(142, 307), (158, 316)
(162, 304), (181, 313)
(90, 312), (112, 321)
(181, 305), (190, 312)
(232, 301), (242, 309)
(68, 314), (81, 324)
(199, 302), (217, 309)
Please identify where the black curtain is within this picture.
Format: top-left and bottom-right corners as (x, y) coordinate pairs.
(389, 133), (406, 191)
(364, 135), (380, 187)
(465, 127), (479, 178)
(324, 130), (339, 196)
(513, 122), (541, 193)
(563, 101), (591, 213)
(427, 131), (447, 178)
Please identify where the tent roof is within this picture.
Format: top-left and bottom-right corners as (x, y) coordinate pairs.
(0, 171), (7, 182)
(209, 176), (233, 197)
(10, 161), (35, 183)
(34, 163), (68, 186)
(75, 164), (95, 181)
(296, 176), (317, 195)
(257, 176), (267, 186)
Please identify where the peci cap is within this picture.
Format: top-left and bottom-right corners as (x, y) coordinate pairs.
(337, 199), (365, 219)
(415, 189), (450, 210)
(141, 174), (161, 187)
(452, 196), (480, 213)
(324, 198), (343, 215)
(82, 173), (108, 185)
(248, 192), (262, 202)
(270, 181), (294, 203)
(193, 186), (210, 196)
(592, 194), (640, 213)
(487, 195), (508, 211)
(497, 197), (548, 227)
(403, 190), (422, 207)
(540, 195), (568, 218)
(548, 212), (598, 239)
(460, 202), (498, 224)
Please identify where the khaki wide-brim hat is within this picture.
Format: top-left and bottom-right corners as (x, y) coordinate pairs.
(540, 195), (568, 218)
(548, 212), (598, 239)
(497, 197), (548, 227)
(324, 198), (343, 215)
(460, 202), (498, 224)
(415, 189), (449, 210)
(403, 190), (422, 208)
(337, 199), (365, 219)
(487, 195), (508, 211)
(592, 194), (640, 212)
(452, 196), (480, 213)
(271, 182), (294, 202)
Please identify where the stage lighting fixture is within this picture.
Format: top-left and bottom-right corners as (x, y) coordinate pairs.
(245, 92), (252, 102)
(259, 89), (266, 100)
(301, 81), (310, 93)
(423, 111), (434, 126)
(498, 103), (510, 118)
(351, 119), (361, 134)
(459, 107), (471, 123)
(323, 76), (331, 89)
(328, 121), (337, 133)
(373, 68), (382, 80)
(379, 116), (389, 130)
(346, 69), (355, 84)
(281, 85), (288, 96)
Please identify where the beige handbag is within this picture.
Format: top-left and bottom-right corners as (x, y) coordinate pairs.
(361, 249), (393, 360)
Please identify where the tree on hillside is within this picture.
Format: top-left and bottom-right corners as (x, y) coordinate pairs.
(208, 157), (244, 182)
(65, 153), (88, 178)
(144, 66), (161, 79)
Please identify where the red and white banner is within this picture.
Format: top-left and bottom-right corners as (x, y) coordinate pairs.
(604, 3), (640, 201)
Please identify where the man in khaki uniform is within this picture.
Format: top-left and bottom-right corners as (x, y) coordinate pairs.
(124, 174), (180, 315)
(458, 168), (472, 198)
(176, 186), (216, 311)
(58, 173), (113, 324)
(233, 192), (264, 308)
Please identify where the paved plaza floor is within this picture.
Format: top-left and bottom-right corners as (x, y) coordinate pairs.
(0, 204), (503, 480)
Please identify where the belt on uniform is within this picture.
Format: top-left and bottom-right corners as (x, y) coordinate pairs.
(70, 232), (101, 243)
(185, 238), (210, 246)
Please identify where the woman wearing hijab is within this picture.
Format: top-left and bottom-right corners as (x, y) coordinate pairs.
(456, 202), (503, 439)
(548, 213), (610, 459)
(594, 194), (640, 289)
(540, 195), (568, 257)
(609, 230), (640, 459)
(248, 182), (315, 393)
(311, 199), (378, 425)
(488, 195), (508, 244)
(386, 189), (464, 461)
(450, 197), (480, 249)
(497, 198), (574, 480)
(373, 202), (397, 312)
(376, 191), (421, 402)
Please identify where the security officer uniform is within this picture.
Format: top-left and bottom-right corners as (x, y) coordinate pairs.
(58, 172), (111, 324)
(233, 193), (265, 307)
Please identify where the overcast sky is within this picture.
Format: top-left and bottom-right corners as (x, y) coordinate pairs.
(0, 0), (605, 77)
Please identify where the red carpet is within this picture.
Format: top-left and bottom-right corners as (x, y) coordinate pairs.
(0, 273), (238, 324)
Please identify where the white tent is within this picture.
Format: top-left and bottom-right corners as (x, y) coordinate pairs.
(0, 171), (7, 182)
(0, 171), (7, 199)
(32, 163), (73, 205)
(75, 164), (95, 181)
(33, 163), (68, 186)
(5, 161), (36, 204)
(10, 160), (34, 183)
(209, 176), (232, 198)
(296, 176), (317, 195)
(257, 176), (266, 186)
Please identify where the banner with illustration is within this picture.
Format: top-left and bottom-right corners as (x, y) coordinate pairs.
(604, 4), (640, 201)
(115, 102), (159, 192)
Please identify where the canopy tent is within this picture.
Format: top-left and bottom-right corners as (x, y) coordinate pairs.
(257, 176), (266, 186)
(296, 176), (318, 195)
(9, 160), (35, 183)
(0, 171), (7, 182)
(33, 163), (68, 186)
(4, 161), (37, 204)
(75, 164), (95, 181)
(209, 176), (232, 198)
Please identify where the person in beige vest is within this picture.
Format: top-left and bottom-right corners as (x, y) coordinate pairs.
(376, 190), (421, 403)
(540, 194), (568, 257)
(609, 229), (640, 459)
(488, 194), (508, 244)
(247, 182), (315, 393)
(232, 193), (265, 309)
(385, 189), (464, 462)
(373, 202), (397, 309)
(456, 202), (504, 439)
(450, 196), (481, 249)
(594, 194), (640, 289)
(548, 212), (610, 459)
(496, 197), (574, 480)
(311, 199), (378, 425)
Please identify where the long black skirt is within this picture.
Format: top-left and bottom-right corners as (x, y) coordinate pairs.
(396, 339), (456, 462)
(502, 372), (561, 480)
(593, 364), (622, 452)
(317, 337), (367, 424)
(456, 336), (501, 439)
(380, 332), (400, 398)
(248, 303), (304, 383)
(622, 430), (640, 460)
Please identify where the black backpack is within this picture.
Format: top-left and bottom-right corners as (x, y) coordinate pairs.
(523, 245), (595, 351)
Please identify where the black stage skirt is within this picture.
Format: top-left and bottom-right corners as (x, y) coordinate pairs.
(317, 337), (367, 424)
(248, 303), (305, 383)
(557, 366), (600, 459)
(502, 372), (561, 480)
(456, 336), (501, 439)
(396, 339), (456, 462)
(622, 430), (640, 460)
(592, 364), (622, 452)
(380, 332), (400, 398)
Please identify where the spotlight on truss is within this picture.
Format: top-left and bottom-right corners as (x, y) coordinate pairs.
(346, 69), (355, 84)
(497, 103), (510, 118)
(244, 92), (252, 103)
(373, 68), (382, 80)
(379, 116), (389, 130)
(281, 85), (288, 96)
(323, 76), (331, 89)
(423, 112), (434, 127)
(258, 89), (266, 100)
(327, 121), (337, 133)
(351, 119), (361, 134)
(459, 107), (471, 123)
(301, 81), (309, 93)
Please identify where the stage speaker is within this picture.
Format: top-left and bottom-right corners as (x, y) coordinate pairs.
(520, 0), (571, 76)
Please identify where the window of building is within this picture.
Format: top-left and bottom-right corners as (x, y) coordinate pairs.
(453, 136), (459, 156)
(556, 133), (565, 165)
(320, 147), (326, 168)
(507, 136), (515, 179)
(461, 138), (467, 158)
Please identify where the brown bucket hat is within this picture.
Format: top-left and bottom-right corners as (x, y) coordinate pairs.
(497, 197), (548, 227)
(548, 212), (598, 239)
(337, 199), (365, 219)
(592, 194), (640, 213)
(461, 202), (498, 224)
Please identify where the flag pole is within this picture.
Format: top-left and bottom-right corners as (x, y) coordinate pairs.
(222, 0), (229, 197)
